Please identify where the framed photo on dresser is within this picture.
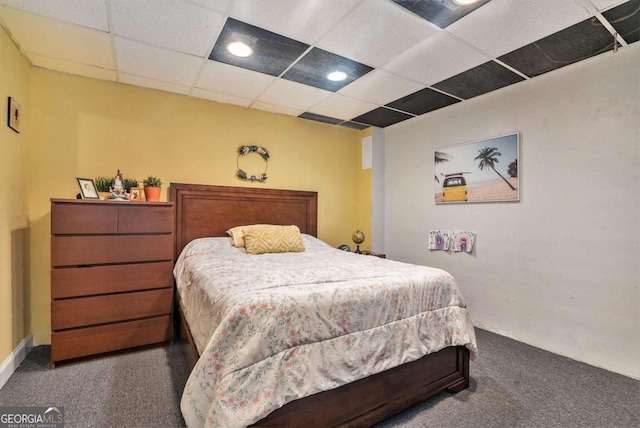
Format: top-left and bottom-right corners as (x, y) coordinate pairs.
(76, 178), (99, 199)
(129, 187), (142, 201)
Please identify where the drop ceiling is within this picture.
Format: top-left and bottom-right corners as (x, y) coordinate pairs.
(0, 0), (637, 129)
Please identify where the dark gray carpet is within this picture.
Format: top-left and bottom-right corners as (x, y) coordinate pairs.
(0, 329), (638, 427)
(376, 329), (639, 428)
(0, 342), (193, 427)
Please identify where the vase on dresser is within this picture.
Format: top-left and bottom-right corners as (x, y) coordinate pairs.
(143, 186), (161, 202)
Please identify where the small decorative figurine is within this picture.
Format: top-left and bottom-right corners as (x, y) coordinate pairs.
(109, 169), (128, 200)
(352, 230), (365, 254)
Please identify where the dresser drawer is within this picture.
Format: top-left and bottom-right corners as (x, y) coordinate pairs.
(51, 316), (172, 363)
(52, 288), (173, 330)
(51, 235), (173, 266)
(52, 203), (118, 235)
(118, 205), (173, 233)
(51, 261), (174, 299)
(51, 202), (174, 235)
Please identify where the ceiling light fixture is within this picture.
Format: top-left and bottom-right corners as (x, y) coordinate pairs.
(227, 41), (253, 57)
(453, 0), (480, 5)
(327, 71), (347, 82)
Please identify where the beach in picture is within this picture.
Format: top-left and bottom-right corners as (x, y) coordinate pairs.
(435, 134), (519, 204)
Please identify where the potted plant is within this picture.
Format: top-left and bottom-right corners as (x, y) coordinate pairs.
(142, 175), (162, 202)
(94, 176), (112, 200)
(123, 178), (139, 193)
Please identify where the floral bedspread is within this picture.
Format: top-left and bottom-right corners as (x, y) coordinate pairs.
(174, 235), (477, 428)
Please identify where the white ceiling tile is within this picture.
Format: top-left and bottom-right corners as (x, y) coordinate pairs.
(2, 0), (108, 30)
(186, 0), (233, 13)
(250, 101), (304, 117)
(338, 69), (425, 105)
(0, 7), (114, 68)
(120, 73), (190, 95)
(1, 0), (628, 129)
(191, 88), (253, 107)
(195, 61), (275, 100)
(383, 32), (490, 86)
(110, 0), (224, 57)
(316, 0), (438, 67)
(447, 0), (591, 58)
(29, 53), (116, 81)
(258, 79), (332, 111)
(228, 0), (360, 44)
(309, 94), (378, 121)
(115, 37), (203, 87)
(588, 0), (628, 11)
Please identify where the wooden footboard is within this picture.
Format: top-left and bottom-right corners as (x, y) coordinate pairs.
(252, 346), (469, 427)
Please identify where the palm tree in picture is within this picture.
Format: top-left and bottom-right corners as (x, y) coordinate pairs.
(474, 147), (516, 190)
(508, 159), (518, 178)
(434, 151), (451, 183)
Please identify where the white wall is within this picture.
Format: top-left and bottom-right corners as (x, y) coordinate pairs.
(384, 44), (639, 379)
(371, 127), (386, 253)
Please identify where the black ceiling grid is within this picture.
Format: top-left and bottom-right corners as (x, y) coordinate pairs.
(433, 61), (526, 99)
(206, 1), (638, 129)
(386, 87), (461, 115)
(391, 0), (493, 28)
(209, 18), (310, 76)
(352, 107), (415, 128)
(602, 0), (640, 44)
(498, 18), (620, 78)
(283, 48), (374, 92)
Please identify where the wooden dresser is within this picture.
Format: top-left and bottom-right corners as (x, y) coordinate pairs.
(50, 199), (175, 367)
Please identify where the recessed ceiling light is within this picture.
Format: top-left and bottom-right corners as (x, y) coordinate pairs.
(453, 0), (479, 5)
(227, 41), (253, 57)
(327, 71), (347, 82)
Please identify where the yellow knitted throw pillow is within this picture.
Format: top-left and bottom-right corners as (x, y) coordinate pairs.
(243, 225), (305, 254)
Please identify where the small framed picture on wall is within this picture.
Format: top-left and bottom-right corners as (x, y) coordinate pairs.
(7, 97), (20, 133)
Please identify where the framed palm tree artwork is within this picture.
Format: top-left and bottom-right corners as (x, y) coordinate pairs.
(434, 133), (519, 204)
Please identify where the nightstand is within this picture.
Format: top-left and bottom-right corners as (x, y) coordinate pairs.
(363, 251), (386, 258)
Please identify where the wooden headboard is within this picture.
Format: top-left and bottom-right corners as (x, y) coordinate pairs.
(169, 183), (318, 257)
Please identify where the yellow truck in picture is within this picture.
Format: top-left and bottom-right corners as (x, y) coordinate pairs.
(442, 173), (469, 202)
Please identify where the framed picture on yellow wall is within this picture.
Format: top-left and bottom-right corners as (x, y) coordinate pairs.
(7, 97), (20, 133)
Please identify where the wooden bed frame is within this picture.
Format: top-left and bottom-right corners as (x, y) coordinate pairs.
(169, 183), (470, 427)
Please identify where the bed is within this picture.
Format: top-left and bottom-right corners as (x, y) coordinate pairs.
(169, 183), (477, 428)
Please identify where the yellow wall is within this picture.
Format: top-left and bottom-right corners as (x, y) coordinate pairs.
(0, 24), (30, 363)
(27, 68), (371, 345)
